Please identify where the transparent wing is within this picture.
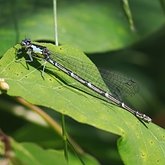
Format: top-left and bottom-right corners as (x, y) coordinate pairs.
(49, 52), (139, 100)
(98, 68), (139, 99)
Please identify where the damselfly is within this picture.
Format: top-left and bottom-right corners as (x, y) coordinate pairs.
(20, 38), (152, 123)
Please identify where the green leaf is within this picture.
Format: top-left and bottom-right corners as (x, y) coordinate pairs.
(118, 123), (165, 165)
(12, 142), (67, 165)
(11, 141), (99, 165)
(0, 42), (165, 165)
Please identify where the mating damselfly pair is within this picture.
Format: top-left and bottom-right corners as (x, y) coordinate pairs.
(19, 38), (152, 123)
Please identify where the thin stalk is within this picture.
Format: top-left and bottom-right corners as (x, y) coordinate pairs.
(53, 0), (59, 46)
(15, 97), (84, 155)
(62, 115), (68, 162)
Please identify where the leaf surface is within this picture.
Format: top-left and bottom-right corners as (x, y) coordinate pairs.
(0, 43), (165, 165)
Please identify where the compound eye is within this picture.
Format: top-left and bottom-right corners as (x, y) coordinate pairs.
(21, 41), (26, 46)
(21, 39), (31, 47)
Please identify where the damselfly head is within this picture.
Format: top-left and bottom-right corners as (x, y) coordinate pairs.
(21, 39), (31, 48)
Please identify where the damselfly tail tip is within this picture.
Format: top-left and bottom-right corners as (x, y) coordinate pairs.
(136, 112), (152, 123)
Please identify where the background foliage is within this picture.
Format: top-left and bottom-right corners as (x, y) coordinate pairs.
(0, 0), (165, 165)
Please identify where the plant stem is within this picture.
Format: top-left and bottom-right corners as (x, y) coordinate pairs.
(15, 96), (84, 155)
